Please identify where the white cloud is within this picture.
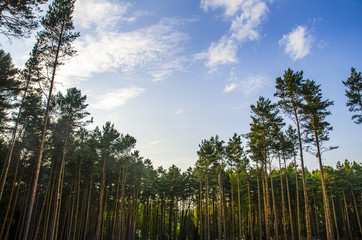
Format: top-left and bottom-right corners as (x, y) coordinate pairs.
(175, 108), (184, 115)
(223, 82), (239, 93)
(279, 25), (313, 61)
(58, 18), (188, 84)
(74, 0), (139, 31)
(92, 87), (145, 110)
(240, 74), (268, 95)
(206, 36), (238, 66)
(200, 0), (270, 67)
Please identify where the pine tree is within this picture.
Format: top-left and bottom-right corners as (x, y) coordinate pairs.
(21, 0), (79, 239)
(300, 79), (335, 240)
(0, 0), (47, 38)
(343, 67), (362, 124)
(275, 68), (312, 240)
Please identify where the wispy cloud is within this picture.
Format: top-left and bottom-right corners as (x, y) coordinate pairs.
(58, 1), (189, 85)
(223, 74), (269, 95)
(223, 82), (239, 93)
(175, 108), (184, 115)
(279, 25), (313, 61)
(92, 87), (145, 110)
(241, 74), (268, 95)
(200, 0), (269, 67)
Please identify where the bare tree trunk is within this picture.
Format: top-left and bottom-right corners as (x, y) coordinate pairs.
(248, 179), (253, 240)
(200, 181), (203, 240)
(331, 191), (340, 240)
(22, 24), (65, 240)
(269, 160), (279, 240)
(293, 108), (312, 240)
(284, 158), (294, 240)
(230, 174), (235, 240)
(352, 190), (362, 237)
(83, 172), (93, 240)
(312, 127), (334, 240)
(256, 162), (263, 240)
(0, 75), (31, 202)
(237, 170), (242, 240)
(278, 156), (287, 240)
(342, 194), (352, 240)
(96, 155), (107, 240)
(48, 129), (69, 240)
(294, 153), (301, 240)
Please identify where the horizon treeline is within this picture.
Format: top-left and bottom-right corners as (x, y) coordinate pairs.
(0, 0), (361, 240)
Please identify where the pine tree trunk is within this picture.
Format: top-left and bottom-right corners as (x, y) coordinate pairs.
(313, 194), (320, 239)
(83, 172), (93, 240)
(256, 162), (263, 240)
(0, 151), (22, 239)
(263, 154), (271, 240)
(342, 194), (352, 240)
(96, 155), (107, 240)
(248, 179), (253, 240)
(294, 153), (301, 240)
(237, 170), (242, 240)
(218, 167), (222, 240)
(206, 173), (210, 240)
(351, 190), (362, 237)
(331, 191), (340, 240)
(48, 129), (69, 240)
(231, 174), (235, 240)
(22, 23), (65, 240)
(269, 161), (279, 240)
(312, 125), (334, 240)
(293, 107), (312, 240)
(284, 158), (295, 240)
(0, 76), (31, 202)
(200, 181), (203, 240)
(278, 156), (287, 240)
(71, 163), (81, 240)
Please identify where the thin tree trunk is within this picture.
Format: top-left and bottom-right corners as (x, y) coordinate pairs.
(218, 167), (223, 240)
(83, 172), (93, 240)
(293, 107), (312, 240)
(256, 162), (263, 240)
(22, 23), (65, 240)
(284, 158), (295, 240)
(313, 194), (320, 239)
(279, 155), (287, 240)
(263, 152), (271, 240)
(200, 181), (203, 240)
(96, 155), (107, 240)
(48, 129), (69, 240)
(342, 194), (352, 240)
(237, 170), (242, 240)
(206, 173), (210, 240)
(351, 190), (362, 237)
(231, 174), (235, 240)
(269, 160), (279, 240)
(248, 179), (253, 240)
(0, 74), (31, 202)
(294, 153), (301, 240)
(312, 125), (334, 240)
(331, 191), (340, 240)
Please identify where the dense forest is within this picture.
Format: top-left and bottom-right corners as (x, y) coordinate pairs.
(0, 0), (361, 240)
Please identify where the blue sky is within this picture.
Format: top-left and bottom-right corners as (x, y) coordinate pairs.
(2, 0), (362, 170)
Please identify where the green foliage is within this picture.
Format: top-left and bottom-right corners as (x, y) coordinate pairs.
(343, 67), (362, 124)
(0, 49), (19, 131)
(0, 0), (47, 38)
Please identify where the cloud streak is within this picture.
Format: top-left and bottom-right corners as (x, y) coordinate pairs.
(92, 87), (145, 110)
(279, 25), (313, 61)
